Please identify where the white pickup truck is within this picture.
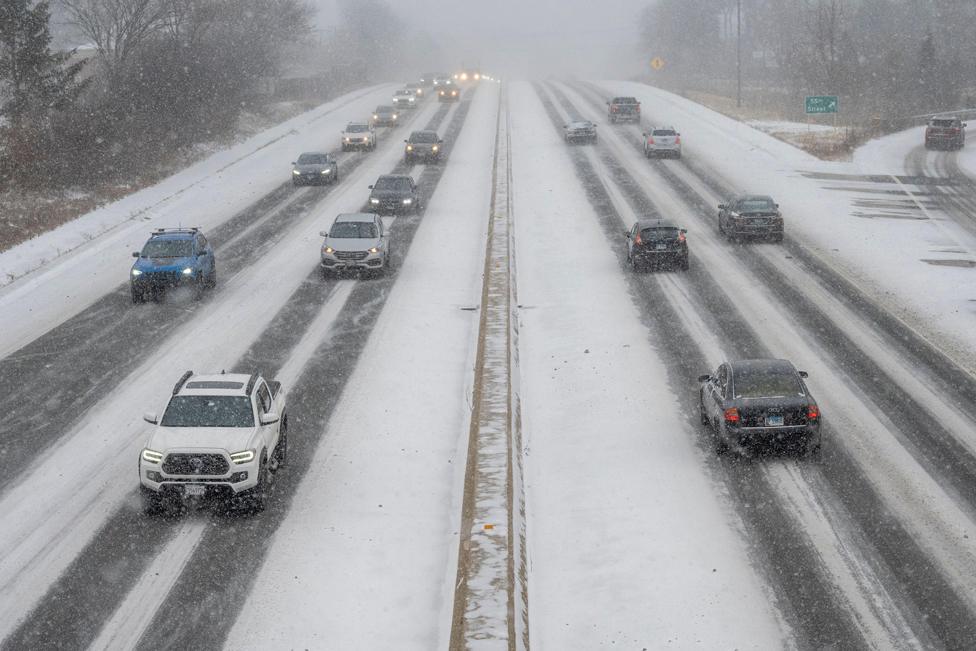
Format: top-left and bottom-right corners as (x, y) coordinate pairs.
(139, 371), (287, 513)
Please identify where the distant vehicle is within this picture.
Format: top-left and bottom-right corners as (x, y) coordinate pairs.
(341, 121), (376, 151)
(563, 120), (598, 144)
(432, 74), (452, 87)
(372, 105), (398, 127)
(419, 72), (438, 87)
(404, 130), (443, 163)
(454, 67), (481, 82)
(319, 213), (391, 276)
(291, 152), (339, 186)
(698, 359), (822, 458)
(643, 126), (681, 158)
(393, 88), (418, 109)
(717, 194), (783, 242)
(139, 371), (288, 513)
(438, 86), (460, 102)
(405, 82), (425, 97)
(624, 219), (689, 271)
(925, 115), (966, 150)
(130, 227), (216, 303)
(368, 174), (422, 214)
(607, 97), (641, 123)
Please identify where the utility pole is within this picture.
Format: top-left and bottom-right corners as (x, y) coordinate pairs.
(736, 0), (742, 108)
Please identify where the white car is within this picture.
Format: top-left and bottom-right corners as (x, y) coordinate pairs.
(643, 126), (682, 159)
(341, 121), (376, 151)
(320, 212), (391, 275)
(139, 371), (287, 513)
(393, 89), (417, 109)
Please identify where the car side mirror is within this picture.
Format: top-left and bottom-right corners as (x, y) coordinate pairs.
(697, 374), (711, 383)
(439, 139), (444, 143)
(368, 185), (374, 189)
(798, 371), (809, 378)
(642, 132), (647, 137)
(964, 123), (969, 127)
(290, 162), (295, 166)
(718, 204), (726, 209)
(404, 139), (408, 143)
(623, 230), (630, 237)
(143, 412), (158, 424)
(260, 411), (280, 425)
(680, 229), (688, 234)
(132, 251), (140, 258)
(319, 230), (328, 237)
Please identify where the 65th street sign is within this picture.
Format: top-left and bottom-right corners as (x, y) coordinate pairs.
(805, 95), (838, 114)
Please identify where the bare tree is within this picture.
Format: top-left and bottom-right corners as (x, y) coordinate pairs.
(58, 0), (168, 79)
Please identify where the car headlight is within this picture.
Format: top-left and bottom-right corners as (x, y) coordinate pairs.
(406, 145), (413, 151)
(392, 114), (398, 119)
(292, 170), (300, 175)
(131, 269), (142, 276)
(373, 114), (378, 119)
(182, 267), (193, 275)
(368, 247), (379, 254)
(402, 198), (413, 205)
(344, 137), (350, 142)
(230, 450), (255, 464)
(432, 145), (439, 151)
(370, 198), (380, 204)
(323, 246), (334, 254)
(142, 449), (163, 464)
(321, 168), (331, 174)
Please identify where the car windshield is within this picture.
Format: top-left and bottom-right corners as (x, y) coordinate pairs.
(297, 154), (330, 165)
(932, 119), (957, 127)
(733, 369), (804, 399)
(376, 106), (393, 113)
(641, 227), (679, 240)
(410, 132), (438, 143)
(141, 239), (193, 258)
(738, 198), (776, 212)
(160, 395), (254, 427)
(653, 129), (676, 136)
(346, 124), (369, 133)
(614, 97), (638, 104)
(330, 222), (378, 238)
(374, 177), (411, 191)
(396, 90), (412, 96)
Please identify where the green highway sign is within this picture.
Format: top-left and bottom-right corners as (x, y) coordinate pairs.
(805, 95), (838, 114)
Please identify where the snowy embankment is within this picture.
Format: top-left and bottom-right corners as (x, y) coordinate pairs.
(510, 82), (785, 648)
(602, 81), (976, 367)
(0, 83), (396, 357)
(223, 84), (499, 648)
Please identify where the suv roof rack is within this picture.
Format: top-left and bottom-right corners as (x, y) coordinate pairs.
(152, 227), (200, 235)
(244, 372), (259, 395)
(173, 370), (193, 395)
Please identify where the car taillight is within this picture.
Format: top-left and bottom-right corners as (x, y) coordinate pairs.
(677, 232), (686, 242)
(724, 407), (739, 423)
(611, 106), (618, 112)
(634, 233), (643, 245)
(675, 136), (681, 144)
(951, 128), (960, 133)
(647, 137), (654, 144)
(807, 405), (820, 421)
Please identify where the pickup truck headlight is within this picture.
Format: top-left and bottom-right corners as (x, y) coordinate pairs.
(370, 198), (380, 204)
(142, 449), (163, 464)
(402, 198), (413, 205)
(182, 267), (193, 275)
(406, 145), (413, 151)
(343, 137), (351, 142)
(432, 145), (439, 151)
(292, 170), (300, 175)
(131, 269), (142, 276)
(230, 450), (255, 464)
(321, 168), (331, 174)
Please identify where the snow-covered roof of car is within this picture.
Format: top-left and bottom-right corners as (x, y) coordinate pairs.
(345, 121), (370, 128)
(565, 121), (595, 128)
(333, 213), (379, 223)
(179, 373), (252, 396)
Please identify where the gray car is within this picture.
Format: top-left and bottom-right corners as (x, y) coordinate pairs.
(292, 152), (339, 186)
(368, 174), (421, 214)
(564, 120), (597, 144)
(372, 105), (399, 127)
(643, 127), (681, 159)
(404, 130), (443, 163)
(319, 213), (390, 275)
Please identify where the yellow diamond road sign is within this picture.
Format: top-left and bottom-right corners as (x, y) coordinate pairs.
(650, 57), (665, 71)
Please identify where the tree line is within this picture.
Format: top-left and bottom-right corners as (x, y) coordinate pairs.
(639, 0), (975, 125)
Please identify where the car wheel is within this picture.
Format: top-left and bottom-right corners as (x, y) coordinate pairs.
(207, 268), (217, 289)
(292, 179), (301, 187)
(140, 487), (164, 515)
(680, 255), (690, 271)
(715, 425), (730, 455)
(131, 287), (143, 304)
(771, 233), (784, 244)
(193, 276), (205, 300)
(699, 397), (710, 426)
(273, 422), (288, 469)
(805, 439), (822, 461)
(718, 216), (726, 235)
(249, 454), (270, 513)
(333, 169), (340, 183)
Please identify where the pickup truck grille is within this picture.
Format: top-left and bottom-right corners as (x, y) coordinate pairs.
(163, 453), (229, 476)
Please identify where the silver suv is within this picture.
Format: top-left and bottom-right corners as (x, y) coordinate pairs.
(319, 213), (390, 275)
(642, 127), (682, 159)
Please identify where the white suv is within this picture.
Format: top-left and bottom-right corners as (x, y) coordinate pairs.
(643, 126), (682, 159)
(139, 371), (287, 513)
(341, 121), (376, 151)
(320, 213), (391, 275)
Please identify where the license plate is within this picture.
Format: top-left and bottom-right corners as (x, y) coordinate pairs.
(766, 414), (784, 427)
(655, 243), (667, 251)
(185, 485), (205, 497)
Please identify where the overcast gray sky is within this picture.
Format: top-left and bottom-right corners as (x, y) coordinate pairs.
(313, 0), (647, 78)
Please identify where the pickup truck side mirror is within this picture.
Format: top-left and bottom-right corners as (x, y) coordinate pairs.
(260, 411), (280, 425)
(404, 139), (408, 143)
(798, 371), (809, 378)
(132, 251), (140, 258)
(697, 374), (711, 383)
(774, 203), (780, 208)
(143, 412), (158, 424)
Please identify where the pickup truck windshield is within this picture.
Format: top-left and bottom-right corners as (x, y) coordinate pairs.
(161, 396), (255, 427)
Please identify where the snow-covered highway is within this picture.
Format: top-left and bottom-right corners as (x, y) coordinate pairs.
(1, 79), (975, 650)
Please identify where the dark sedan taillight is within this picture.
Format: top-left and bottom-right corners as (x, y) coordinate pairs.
(807, 404), (820, 421)
(724, 407), (740, 423)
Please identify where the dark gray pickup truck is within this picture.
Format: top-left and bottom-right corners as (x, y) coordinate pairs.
(607, 97), (641, 123)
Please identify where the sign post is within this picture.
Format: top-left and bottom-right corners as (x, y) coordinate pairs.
(805, 95), (838, 114)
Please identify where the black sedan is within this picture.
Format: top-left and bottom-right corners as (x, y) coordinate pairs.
(717, 194), (783, 242)
(698, 359), (821, 457)
(624, 219), (689, 271)
(563, 120), (597, 144)
(367, 174), (422, 214)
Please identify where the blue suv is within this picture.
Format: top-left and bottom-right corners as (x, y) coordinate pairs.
(130, 228), (216, 303)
